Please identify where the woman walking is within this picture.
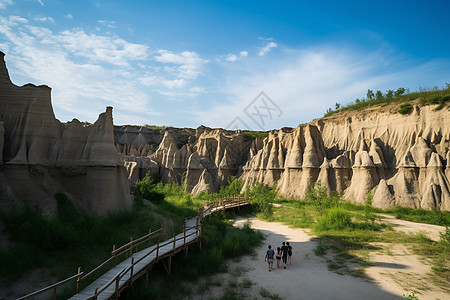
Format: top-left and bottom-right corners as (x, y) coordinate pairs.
(276, 247), (282, 268)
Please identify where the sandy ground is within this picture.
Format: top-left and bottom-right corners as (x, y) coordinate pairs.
(188, 217), (448, 300)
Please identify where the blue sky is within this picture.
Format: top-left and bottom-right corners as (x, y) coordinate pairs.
(1, 0), (449, 130)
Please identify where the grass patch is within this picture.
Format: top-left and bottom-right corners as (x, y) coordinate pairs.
(0, 194), (162, 283)
(323, 85), (450, 117)
(398, 103), (413, 114)
(243, 131), (269, 140)
(384, 206), (450, 226)
(260, 287), (283, 299)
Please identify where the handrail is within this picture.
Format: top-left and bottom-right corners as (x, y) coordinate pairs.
(21, 196), (249, 299)
(18, 271), (83, 300)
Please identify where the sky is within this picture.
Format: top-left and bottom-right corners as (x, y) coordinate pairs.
(0, 0), (449, 130)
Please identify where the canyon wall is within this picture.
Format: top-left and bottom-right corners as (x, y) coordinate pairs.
(0, 52), (132, 214)
(118, 100), (450, 211)
(115, 125), (262, 194)
(241, 104), (450, 210)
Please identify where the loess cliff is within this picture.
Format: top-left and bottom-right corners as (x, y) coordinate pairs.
(118, 99), (450, 211)
(0, 52), (131, 214)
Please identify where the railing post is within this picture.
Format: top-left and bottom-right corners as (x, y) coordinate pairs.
(129, 237), (133, 257)
(173, 233), (176, 253)
(156, 240), (159, 261)
(76, 267), (81, 293)
(130, 257), (134, 286)
(184, 224), (187, 245)
(115, 275), (120, 300)
(148, 229), (152, 247)
(112, 244), (116, 266)
(52, 286), (56, 300)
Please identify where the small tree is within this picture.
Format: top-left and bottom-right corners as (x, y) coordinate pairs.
(375, 90), (384, 100)
(362, 192), (376, 225)
(366, 89), (375, 100)
(335, 103), (341, 110)
(395, 87), (406, 96)
(306, 182), (329, 217)
(386, 90), (394, 98)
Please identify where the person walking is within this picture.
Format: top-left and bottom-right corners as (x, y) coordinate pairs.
(287, 242), (293, 265)
(275, 247), (282, 268)
(281, 242), (288, 269)
(265, 245), (275, 271)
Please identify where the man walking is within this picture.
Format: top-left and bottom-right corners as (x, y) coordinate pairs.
(265, 245), (275, 272)
(281, 242), (288, 269)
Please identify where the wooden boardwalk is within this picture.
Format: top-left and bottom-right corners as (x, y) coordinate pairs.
(69, 217), (200, 300)
(18, 197), (250, 300)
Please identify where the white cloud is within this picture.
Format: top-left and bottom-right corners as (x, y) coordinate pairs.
(194, 47), (450, 130)
(225, 50), (248, 62)
(239, 50), (248, 57)
(0, 0), (13, 9)
(34, 16), (55, 23)
(37, 0), (44, 6)
(97, 19), (117, 28)
(225, 54), (237, 62)
(154, 50), (208, 79)
(64, 13), (73, 19)
(0, 15), (157, 123)
(258, 41), (277, 56)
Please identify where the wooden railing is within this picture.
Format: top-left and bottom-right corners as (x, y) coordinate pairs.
(18, 196), (250, 300)
(87, 223), (201, 299)
(17, 270), (83, 300)
(76, 228), (164, 293)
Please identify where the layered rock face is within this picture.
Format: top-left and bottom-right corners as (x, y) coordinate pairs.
(115, 125), (261, 195)
(117, 100), (449, 210)
(240, 104), (450, 210)
(0, 52), (131, 214)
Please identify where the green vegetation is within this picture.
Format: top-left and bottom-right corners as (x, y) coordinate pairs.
(0, 193), (162, 283)
(398, 103), (413, 114)
(243, 131), (269, 140)
(383, 206), (450, 226)
(121, 216), (263, 299)
(143, 124), (169, 130)
(264, 187), (449, 284)
(324, 84), (450, 118)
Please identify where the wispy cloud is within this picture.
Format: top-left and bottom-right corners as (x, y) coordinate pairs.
(258, 41), (277, 56)
(225, 54), (237, 62)
(0, 14), (211, 124)
(194, 46), (450, 130)
(64, 13), (73, 19)
(37, 0), (44, 6)
(97, 19), (117, 29)
(154, 50), (208, 79)
(34, 16), (55, 23)
(0, 0), (13, 9)
(225, 50), (248, 62)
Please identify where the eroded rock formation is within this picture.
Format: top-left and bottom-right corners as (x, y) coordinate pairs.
(115, 125), (262, 195)
(116, 98), (449, 210)
(0, 52), (131, 214)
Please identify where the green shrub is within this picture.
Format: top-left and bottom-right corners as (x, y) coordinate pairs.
(306, 182), (339, 217)
(244, 182), (275, 218)
(134, 173), (165, 203)
(315, 208), (354, 231)
(398, 103), (413, 114)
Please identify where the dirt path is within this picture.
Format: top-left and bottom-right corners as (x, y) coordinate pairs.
(377, 213), (446, 241)
(189, 217), (448, 300)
